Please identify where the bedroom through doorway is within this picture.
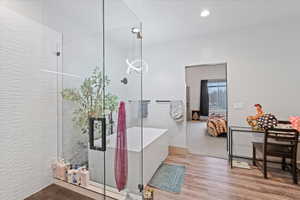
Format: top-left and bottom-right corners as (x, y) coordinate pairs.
(185, 63), (228, 159)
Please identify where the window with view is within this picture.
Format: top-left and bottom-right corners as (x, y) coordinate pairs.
(207, 81), (227, 116)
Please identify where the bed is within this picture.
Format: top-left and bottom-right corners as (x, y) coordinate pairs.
(207, 114), (227, 137)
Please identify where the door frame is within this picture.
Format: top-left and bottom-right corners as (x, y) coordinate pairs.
(184, 62), (229, 157)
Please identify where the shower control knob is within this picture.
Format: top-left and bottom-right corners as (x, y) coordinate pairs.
(121, 78), (128, 85)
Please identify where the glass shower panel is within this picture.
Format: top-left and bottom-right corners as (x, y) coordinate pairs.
(56, 0), (103, 168)
(42, 0), (106, 193)
(103, 0), (143, 197)
(43, 0), (143, 198)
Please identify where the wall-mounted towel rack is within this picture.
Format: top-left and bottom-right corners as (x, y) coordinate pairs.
(128, 100), (151, 103)
(156, 100), (171, 103)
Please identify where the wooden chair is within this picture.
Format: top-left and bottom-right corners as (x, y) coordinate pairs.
(253, 125), (299, 184)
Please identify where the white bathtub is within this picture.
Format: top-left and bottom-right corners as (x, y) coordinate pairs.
(88, 127), (169, 193)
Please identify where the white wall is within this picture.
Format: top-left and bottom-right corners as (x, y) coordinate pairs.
(143, 19), (300, 150)
(0, 6), (60, 200)
(185, 64), (226, 118)
(142, 46), (187, 147)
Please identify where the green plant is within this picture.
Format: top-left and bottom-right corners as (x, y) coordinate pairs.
(62, 66), (118, 134)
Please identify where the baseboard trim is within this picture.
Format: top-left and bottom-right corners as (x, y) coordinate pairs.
(54, 179), (106, 199)
(169, 146), (188, 155)
(54, 179), (125, 200)
(54, 179), (143, 200)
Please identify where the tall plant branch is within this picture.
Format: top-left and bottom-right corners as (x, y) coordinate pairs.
(61, 66), (118, 134)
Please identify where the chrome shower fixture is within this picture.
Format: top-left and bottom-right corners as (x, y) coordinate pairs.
(131, 27), (142, 39)
(131, 27), (140, 34)
(121, 77), (128, 85)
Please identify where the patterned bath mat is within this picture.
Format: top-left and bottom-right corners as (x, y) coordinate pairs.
(148, 163), (186, 193)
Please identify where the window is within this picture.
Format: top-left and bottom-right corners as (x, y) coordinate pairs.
(207, 81), (227, 115)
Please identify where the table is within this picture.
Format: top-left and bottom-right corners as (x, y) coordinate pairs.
(228, 125), (297, 168)
(228, 126), (265, 168)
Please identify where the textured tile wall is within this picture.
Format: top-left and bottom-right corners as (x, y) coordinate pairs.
(0, 6), (60, 200)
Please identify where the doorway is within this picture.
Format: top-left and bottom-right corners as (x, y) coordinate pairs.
(185, 63), (228, 159)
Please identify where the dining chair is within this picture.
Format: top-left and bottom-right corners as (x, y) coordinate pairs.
(252, 126), (299, 184)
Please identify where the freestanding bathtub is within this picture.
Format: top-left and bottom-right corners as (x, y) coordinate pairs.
(88, 127), (169, 193)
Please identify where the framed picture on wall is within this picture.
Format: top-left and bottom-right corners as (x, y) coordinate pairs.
(192, 110), (201, 121)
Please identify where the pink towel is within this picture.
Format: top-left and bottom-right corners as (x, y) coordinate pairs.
(115, 101), (128, 191)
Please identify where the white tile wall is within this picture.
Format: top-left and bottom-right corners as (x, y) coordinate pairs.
(0, 7), (60, 200)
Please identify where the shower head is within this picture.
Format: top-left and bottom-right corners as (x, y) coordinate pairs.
(131, 27), (142, 39)
(131, 27), (140, 34)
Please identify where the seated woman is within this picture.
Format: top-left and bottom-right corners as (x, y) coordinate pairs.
(247, 104), (264, 129)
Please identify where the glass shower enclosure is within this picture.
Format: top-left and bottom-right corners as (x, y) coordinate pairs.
(58, 0), (144, 198)
(0, 0), (143, 199)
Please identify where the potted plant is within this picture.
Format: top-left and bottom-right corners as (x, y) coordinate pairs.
(62, 66), (118, 135)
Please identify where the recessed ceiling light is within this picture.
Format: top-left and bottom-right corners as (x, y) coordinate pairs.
(200, 9), (210, 18)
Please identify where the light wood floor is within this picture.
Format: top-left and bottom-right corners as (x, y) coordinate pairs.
(149, 154), (300, 200)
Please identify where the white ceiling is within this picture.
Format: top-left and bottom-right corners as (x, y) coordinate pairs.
(2, 0), (300, 47)
(1, 0), (140, 48)
(123, 0), (300, 46)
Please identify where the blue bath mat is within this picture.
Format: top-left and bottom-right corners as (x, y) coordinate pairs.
(148, 163), (186, 193)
